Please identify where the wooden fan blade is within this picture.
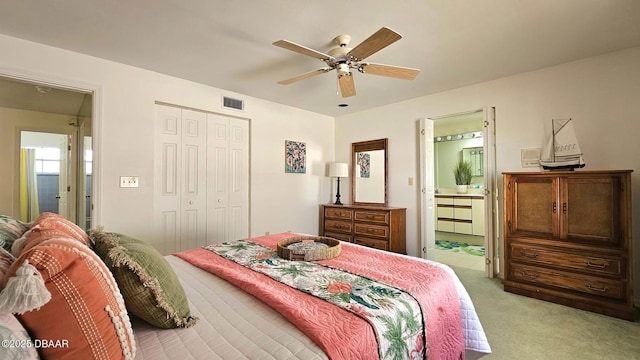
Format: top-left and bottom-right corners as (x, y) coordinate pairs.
(273, 40), (335, 61)
(347, 27), (402, 61)
(360, 63), (420, 80)
(277, 68), (331, 85)
(338, 74), (356, 97)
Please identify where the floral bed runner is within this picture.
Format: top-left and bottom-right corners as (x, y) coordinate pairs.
(205, 239), (425, 360)
(175, 233), (466, 360)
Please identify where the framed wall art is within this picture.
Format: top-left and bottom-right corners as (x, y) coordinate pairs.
(285, 140), (306, 174)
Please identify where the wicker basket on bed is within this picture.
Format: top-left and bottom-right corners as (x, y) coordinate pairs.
(276, 236), (341, 261)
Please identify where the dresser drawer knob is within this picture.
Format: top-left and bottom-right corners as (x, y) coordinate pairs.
(585, 260), (609, 269)
(520, 271), (538, 280)
(519, 250), (539, 259)
(586, 284), (609, 293)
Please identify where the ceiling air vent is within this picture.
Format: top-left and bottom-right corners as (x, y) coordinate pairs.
(223, 96), (244, 111)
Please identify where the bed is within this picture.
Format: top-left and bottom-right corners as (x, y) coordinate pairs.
(1, 213), (490, 360)
(134, 233), (491, 360)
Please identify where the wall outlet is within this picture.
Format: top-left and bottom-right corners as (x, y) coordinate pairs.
(408, 177), (414, 186)
(120, 176), (139, 188)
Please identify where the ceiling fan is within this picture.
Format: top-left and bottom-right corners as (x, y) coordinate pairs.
(273, 27), (420, 98)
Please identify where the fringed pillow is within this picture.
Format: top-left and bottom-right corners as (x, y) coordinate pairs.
(0, 237), (135, 360)
(0, 215), (29, 252)
(0, 312), (40, 359)
(90, 230), (198, 329)
(0, 248), (15, 282)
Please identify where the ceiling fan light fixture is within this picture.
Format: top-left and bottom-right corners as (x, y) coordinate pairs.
(336, 63), (350, 76)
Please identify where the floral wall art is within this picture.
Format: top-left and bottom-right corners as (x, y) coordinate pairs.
(285, 140), (306, 174)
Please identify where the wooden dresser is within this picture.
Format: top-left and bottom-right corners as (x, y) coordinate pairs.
(503, 170), (634, 320)
(319, 204), (406, 254)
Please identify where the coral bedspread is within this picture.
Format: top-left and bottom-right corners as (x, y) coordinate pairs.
(175, 233), (465, 360)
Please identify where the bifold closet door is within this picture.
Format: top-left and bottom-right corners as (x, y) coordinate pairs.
(154, 105), (207, 254)
(207, 113), (249, 244)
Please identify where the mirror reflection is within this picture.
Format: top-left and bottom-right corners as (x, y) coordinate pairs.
(463, 146), (483, 176)
(351, 138), (387, 206)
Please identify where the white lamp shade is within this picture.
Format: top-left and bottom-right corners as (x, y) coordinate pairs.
(328, 162), (349, 178)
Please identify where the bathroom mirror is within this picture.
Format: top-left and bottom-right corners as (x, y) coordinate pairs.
(351, 138), (388, 206)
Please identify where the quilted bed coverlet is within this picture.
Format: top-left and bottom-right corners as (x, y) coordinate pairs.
(174, 233), (490, 359)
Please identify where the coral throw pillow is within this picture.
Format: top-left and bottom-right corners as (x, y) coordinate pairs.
(1, 238), (135, 360)
(12, 213), (90, 256)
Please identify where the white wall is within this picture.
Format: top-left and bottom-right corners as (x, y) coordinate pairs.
(336, 46), (640, 300)
(0, 34), (335, 240)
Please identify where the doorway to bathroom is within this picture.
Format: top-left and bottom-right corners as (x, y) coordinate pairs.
(419, 108), (498, 277)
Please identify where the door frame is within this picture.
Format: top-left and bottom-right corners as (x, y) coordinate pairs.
(419, 107), (498, 277)
(1, 67), (102, 228)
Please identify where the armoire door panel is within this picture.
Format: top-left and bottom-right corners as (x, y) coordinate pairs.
(510, 176), (558, 237)
(564, 177), (619, 246)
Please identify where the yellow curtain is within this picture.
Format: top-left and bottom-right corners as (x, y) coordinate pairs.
(20, 148), (40, 222)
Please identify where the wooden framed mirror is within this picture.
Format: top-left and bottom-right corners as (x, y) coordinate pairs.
(351, 138), (388, 206)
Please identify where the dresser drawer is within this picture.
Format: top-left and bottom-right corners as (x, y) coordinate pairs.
(354, 210), (389, 225)
(510, 263), (625, 300)
(455, 208), (472, 220)
(324, 231), (352, 243)
(355, 237), (389, 251)
(437, 220), (455, 232)
(510, 244), (624, 277)
(437, 207), (454, 218)
(325, 220), (352, 233)
(325, 208), (353, 220)
(354, 223), (389, 239)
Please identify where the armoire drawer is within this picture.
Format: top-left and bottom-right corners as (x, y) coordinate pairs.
(354, 223), (389, 239)
(510, 263), (625, 300)
(324, 220), (352, 233)
(510, 243), (623, 277)
(354, 210), (390, 225)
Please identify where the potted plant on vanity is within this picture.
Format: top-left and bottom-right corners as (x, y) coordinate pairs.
(453, 160), (473, 194)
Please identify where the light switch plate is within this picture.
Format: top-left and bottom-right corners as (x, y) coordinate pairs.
(521, 148), (541, 168)
(120, 176), (139, 188)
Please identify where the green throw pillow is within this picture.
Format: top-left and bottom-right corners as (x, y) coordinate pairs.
(89, 230), (198, 329)
(0, 215), (29, 252)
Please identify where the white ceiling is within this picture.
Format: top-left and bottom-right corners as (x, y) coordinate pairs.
(1, 0), (640, 117)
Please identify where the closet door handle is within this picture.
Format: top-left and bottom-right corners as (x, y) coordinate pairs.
(563, 202), (567, 213)
(552, 202), (557, 213)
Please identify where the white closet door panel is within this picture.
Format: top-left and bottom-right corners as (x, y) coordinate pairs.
(230, 205), (245, 241)
(207, 114), (249, 242)
(207, 114), (229, 243)
(160, 211), (179, 254)
(209, 207), (227, 244)
(228, 119), (249, 239)
(154, 105), (182, 254)
(181, 109), (207, 251)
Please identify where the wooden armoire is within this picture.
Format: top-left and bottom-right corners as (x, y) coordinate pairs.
(502, 170), (635, 320)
